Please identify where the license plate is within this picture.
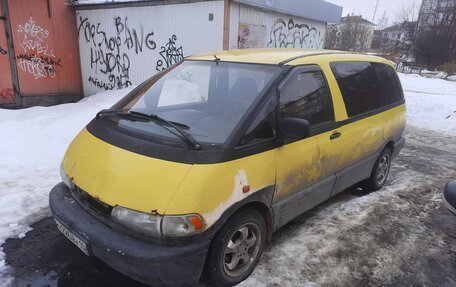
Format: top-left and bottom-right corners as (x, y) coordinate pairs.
(55, 219), (91, 256)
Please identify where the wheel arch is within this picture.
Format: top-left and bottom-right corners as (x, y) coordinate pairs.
(384, 140), (395, 153)
(205, 186), (275, 243)
(235, 201), (274, 242)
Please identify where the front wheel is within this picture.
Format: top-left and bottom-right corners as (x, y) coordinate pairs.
(363, 147), (392, 191)
(203, 209), (266, 286)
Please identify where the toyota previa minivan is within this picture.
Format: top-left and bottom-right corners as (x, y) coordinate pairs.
(50, 49), (406, 286)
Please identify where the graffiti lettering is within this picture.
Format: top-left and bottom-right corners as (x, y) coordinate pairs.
(0, 88), (15, 104)
(156, 35), (184, 71)
(17, 57), (56, 79)
(16, 54), (62, 67)
(79, 16), (156, 90)
(18, 17), (54, 56)
(0, 46), (7, 55)
(267, 19), (322, 49)
(17, 17), (60, 79)
(88, 75), (131, 91)
(90, 48), (130, 75)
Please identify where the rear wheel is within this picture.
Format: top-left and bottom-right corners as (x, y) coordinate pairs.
(363, 147), (392, 191)
(204, 209), (266, 286)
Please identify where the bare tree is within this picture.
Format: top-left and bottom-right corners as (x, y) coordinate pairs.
(324, 24), (341, 50)
(377, 11), (389, 30)
(325, 17), (374, 52)
(395, 0), (420, 23)
(414, 0), (456, 66)
(340, 21), (374, 52)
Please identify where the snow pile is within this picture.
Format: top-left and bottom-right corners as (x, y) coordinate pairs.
(240, 169), (424, 286)
(0, 88), (133, 285)
(399, 73), (456, 134)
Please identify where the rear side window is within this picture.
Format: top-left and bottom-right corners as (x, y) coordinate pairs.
(330, 62), (403, 117)
(279, 71), (334, 125)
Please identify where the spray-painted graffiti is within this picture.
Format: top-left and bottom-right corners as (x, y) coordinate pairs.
(238, 23), (267, 49)
(16, 54), (62, 67)
(17, 56), (56, 79)
(78, 16), (157, 90)
(16, 17), (60, 79)
(17, 17), (53, 56)
(156, 35), (184, 71)
(267, 19), (323, 49)
(16, 53), (62, 80)
(0, 88), (14, 104)
(0, 46), (7, 55)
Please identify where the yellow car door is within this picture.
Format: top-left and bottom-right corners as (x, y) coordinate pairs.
(273, 66), (337, 229)
(326, 61), (405, 195)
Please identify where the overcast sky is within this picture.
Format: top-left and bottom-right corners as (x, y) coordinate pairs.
(324, 0), (422, 26)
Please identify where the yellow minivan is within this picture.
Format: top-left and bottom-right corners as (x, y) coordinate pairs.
(50, 49), (406, 286)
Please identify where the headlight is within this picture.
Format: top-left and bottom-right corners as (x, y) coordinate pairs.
(111, 206), (205, 238)
(112, 206), (162, 237)
(60, 165), (75, 190)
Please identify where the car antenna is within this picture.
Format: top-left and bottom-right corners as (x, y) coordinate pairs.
(214, 54), (220, 65)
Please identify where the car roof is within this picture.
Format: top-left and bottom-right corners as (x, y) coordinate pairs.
(188, 48), (392, 66)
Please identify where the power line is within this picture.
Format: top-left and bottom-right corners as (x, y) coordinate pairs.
(372, 0), (380, 23)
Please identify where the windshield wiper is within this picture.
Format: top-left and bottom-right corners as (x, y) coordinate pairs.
(97, 109), (190, 129)
(130, 111), (190, 130)
(96, 109), (200, 150)
(129, 111), (200, 150)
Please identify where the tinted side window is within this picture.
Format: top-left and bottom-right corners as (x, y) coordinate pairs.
(330, 62), (403, 117)
(279, 71), (333, 125)
(240, 96), (276, 146)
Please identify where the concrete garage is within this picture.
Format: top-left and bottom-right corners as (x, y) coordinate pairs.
(71, 0), (342, 96)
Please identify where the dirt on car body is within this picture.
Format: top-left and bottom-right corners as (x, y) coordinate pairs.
(3, 126), (456, 287)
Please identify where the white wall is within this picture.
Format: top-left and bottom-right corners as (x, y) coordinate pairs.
(233, 4), (326, 50)
(77, 1), (224, 96)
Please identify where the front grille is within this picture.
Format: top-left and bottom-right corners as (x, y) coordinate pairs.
(70, 186), (113, 216)
(67, 184), (199, 246)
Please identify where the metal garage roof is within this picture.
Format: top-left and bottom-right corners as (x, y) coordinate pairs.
(70, 0), (342, 24)
(232, 0), (342, 24)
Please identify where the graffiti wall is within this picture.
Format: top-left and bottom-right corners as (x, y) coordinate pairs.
(0, 4), (15, 105)
(234, 4), (326, 50)
(77, 1), (224, 96)
(6, 0), (83, 103)
(16, 17), (60, 80)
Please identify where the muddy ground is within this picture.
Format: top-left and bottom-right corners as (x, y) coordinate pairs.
(3, 126), (456, 287)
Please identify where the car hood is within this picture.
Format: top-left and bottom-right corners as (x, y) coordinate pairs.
(61, 128), (192, 214)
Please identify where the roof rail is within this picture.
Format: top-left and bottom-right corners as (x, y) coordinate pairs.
(279, 51), (356, 65)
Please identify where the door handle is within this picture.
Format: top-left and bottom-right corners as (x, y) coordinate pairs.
(330, 131), (341, 140)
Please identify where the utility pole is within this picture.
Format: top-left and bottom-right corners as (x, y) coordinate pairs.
(372, 0), (380, 23)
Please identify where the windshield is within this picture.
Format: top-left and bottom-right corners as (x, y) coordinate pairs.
(109, 60), (282, 144)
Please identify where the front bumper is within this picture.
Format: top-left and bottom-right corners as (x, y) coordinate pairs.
(49, 183), (210, 287)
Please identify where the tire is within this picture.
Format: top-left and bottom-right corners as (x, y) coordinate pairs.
(203, 209), (266, 287)
(363, 147), (392, 191)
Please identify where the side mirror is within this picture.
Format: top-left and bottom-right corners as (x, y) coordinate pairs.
(278, 117), (310, 144)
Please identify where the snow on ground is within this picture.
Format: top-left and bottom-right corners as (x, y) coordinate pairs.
(399, 73), (456, 134)
(0, 72), (455, 286)
(240, 169), (423, 287)
(0, 87), (134, 286)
